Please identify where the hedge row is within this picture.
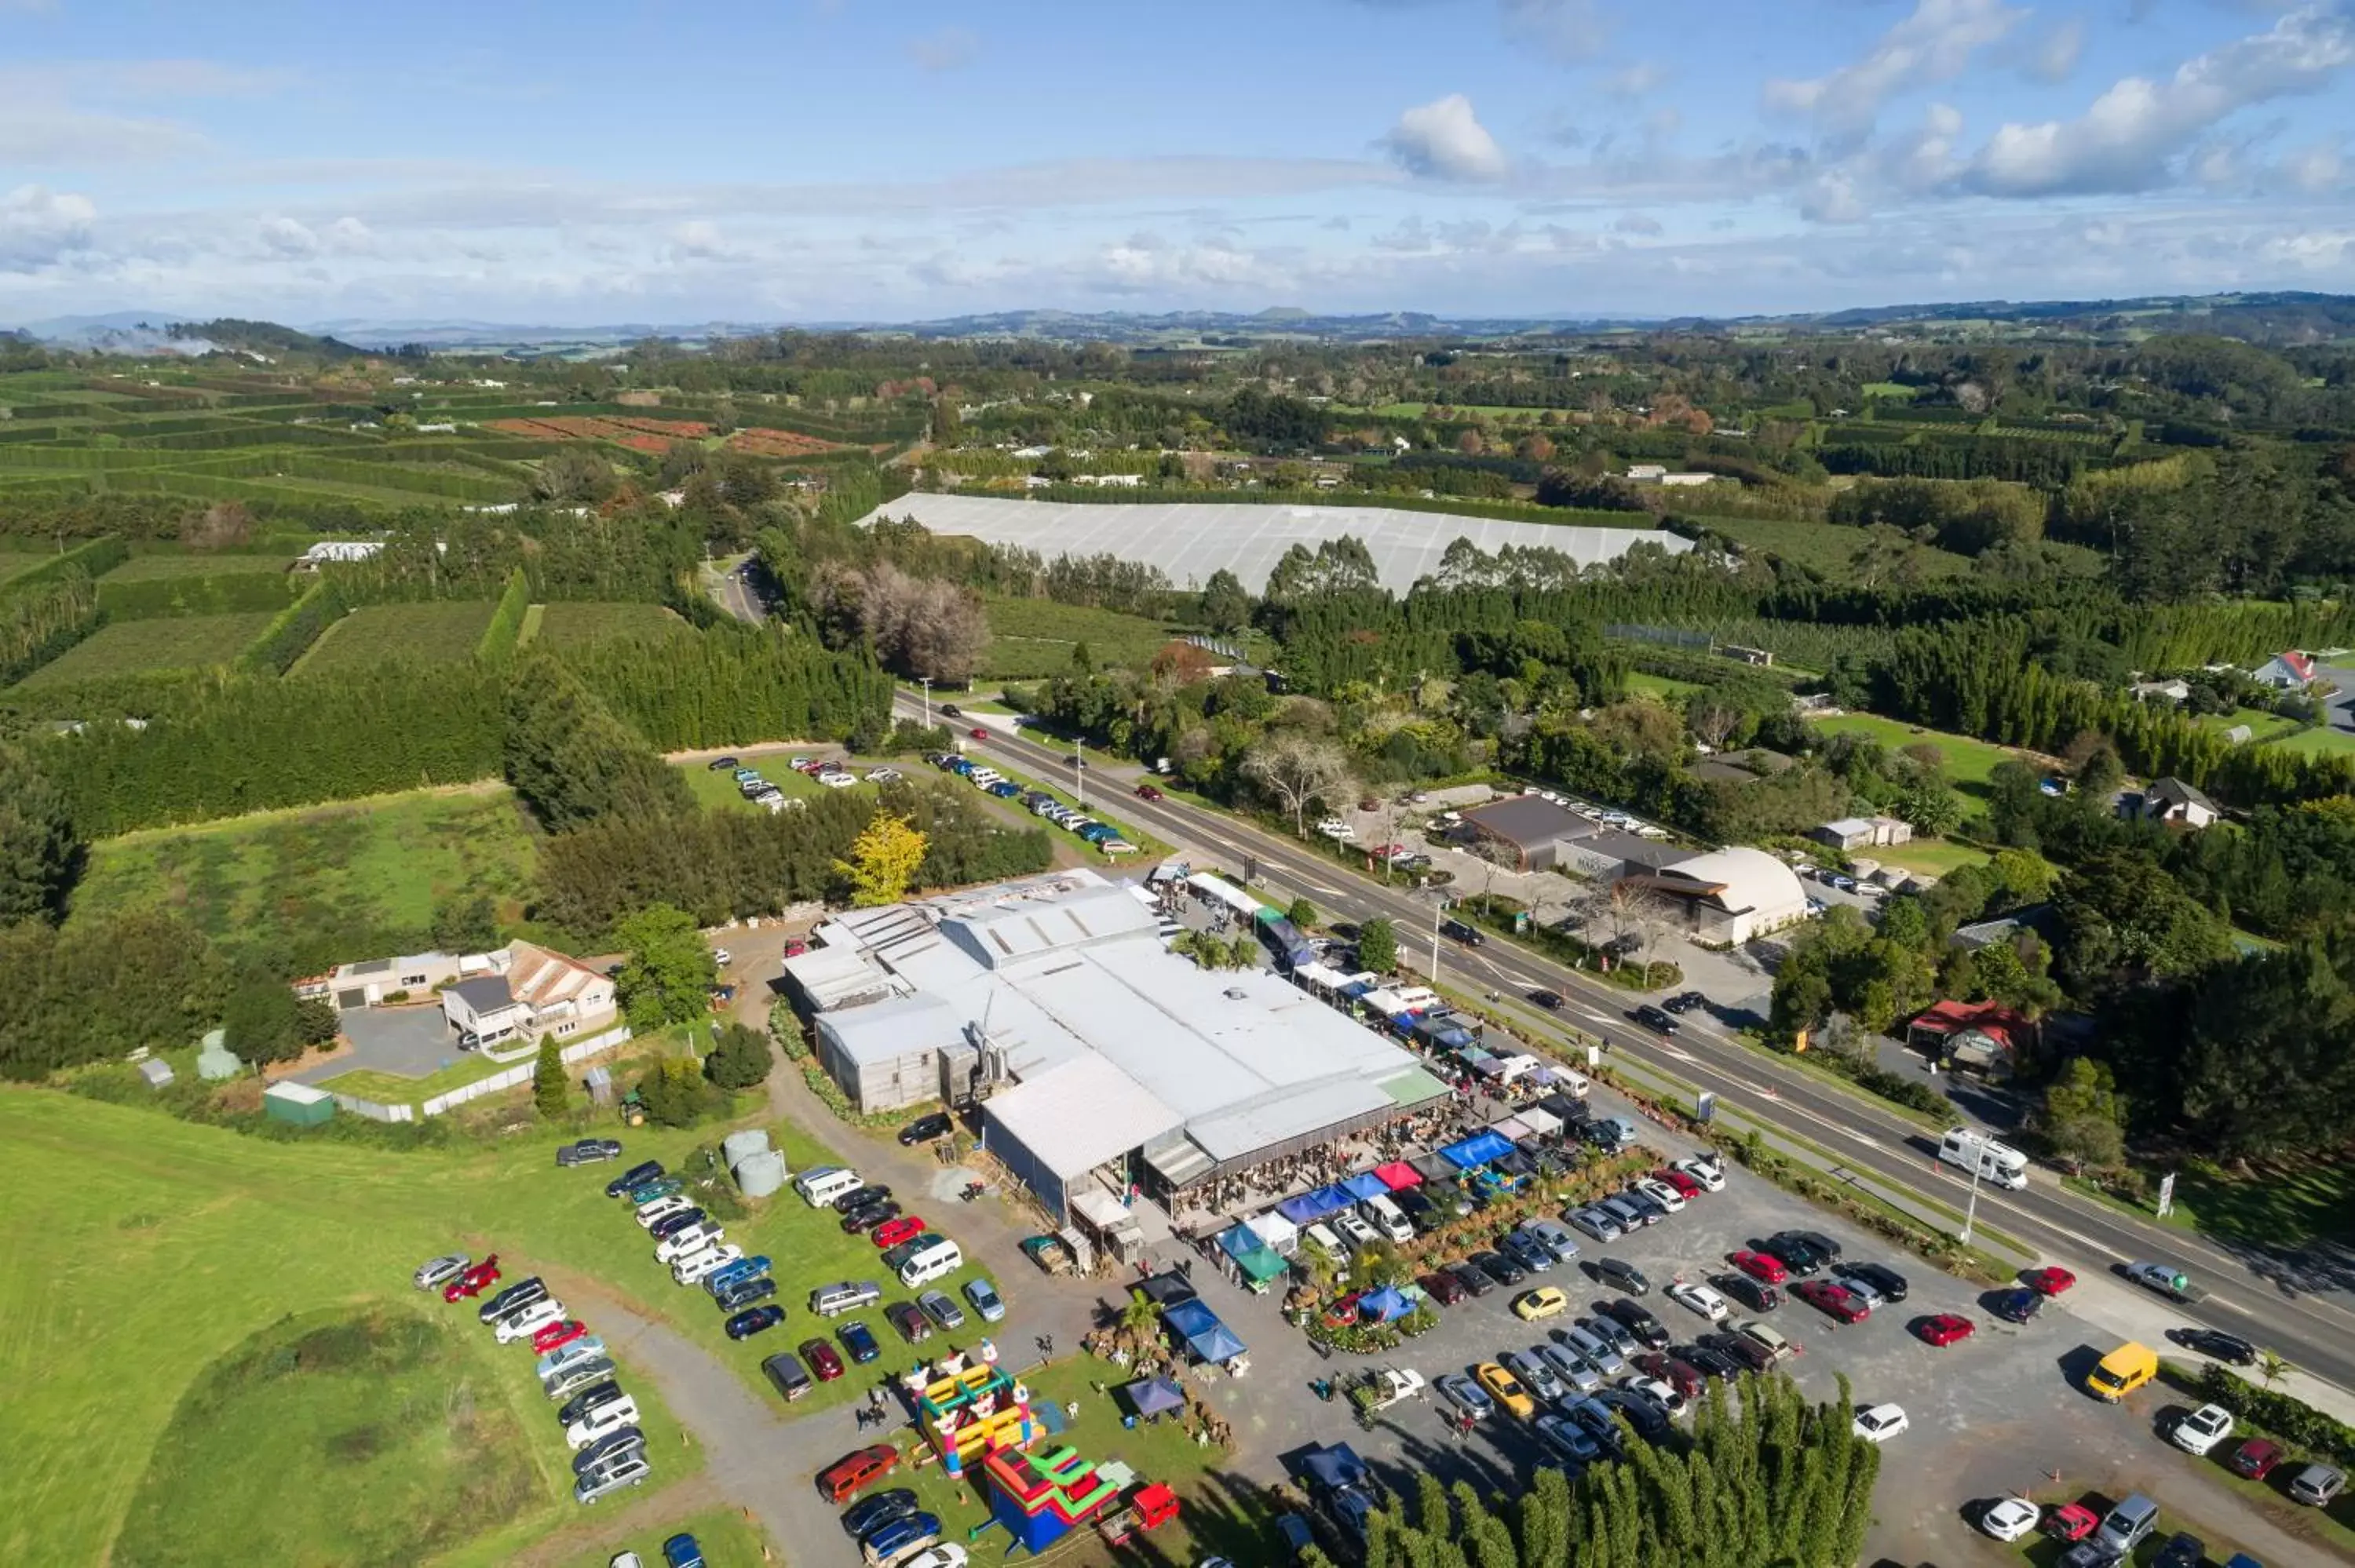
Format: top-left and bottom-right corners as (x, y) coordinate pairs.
(476, 567), (530, 663)
(97, 570), (299, 621)
(236, 577), (349, 675)
(2189, 1361), (2355, 1466)
(3, 534), (130, 596)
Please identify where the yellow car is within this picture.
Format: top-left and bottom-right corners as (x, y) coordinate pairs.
(1512, 1286), (1568, 1322)
(1474, 1361), (1537, 1421)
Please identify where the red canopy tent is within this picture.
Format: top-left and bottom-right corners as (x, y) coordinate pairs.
(1374, 1161), (1423, 1190)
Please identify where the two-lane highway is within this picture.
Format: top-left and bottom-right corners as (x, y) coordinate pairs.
(918, 700), (2355, 1392)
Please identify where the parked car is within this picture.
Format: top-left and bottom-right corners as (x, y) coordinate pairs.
(2290, 1464), (2346, 1508)
(1667, 1282), (1730, 1322)
(835, 1184), (893, 1214)
(2229, 1438), (2283, 1480)
(532, 1319), (590, 1355)
(1670, 1155), (1727, 1193)
(444, 1256), (503, 1301)
(574, 1448), (652, 1504)
(918, 1289), (967, 1331)
(606, 1161), (663, 1198)
(1437, 1373), (1495, 1421)
(661, 1535), (706, 1568)
(1538, 1342), (1604, 1395)
(2171, 1402), (2235, 1457)
(725, 1305), (787, 1340)
(1598, 1298), (1671, 1350)
(1473, 1250), (1525, 1288)
(837, 1320), (881, 1363)
(1913, 1313), (1975, 1348)
(886, 1300), (932, 1344)
(1447, 1260), (1498, 1298)
(1977, 1497), (2043, 1544)
(1838, 1261), (1908, 1302)
(860, 1513), (942, 1565)
(1991, 1288), (2042, 1324)
(1661, 991), (1707, 1014)
(413, 1253), (471, 1291)
(478, 1275), (546, 1322)
(962, 1277), (1006, 1322)
(494, 1303), (564, 1347)
(1761, 1235), (1829, 1277)
(1474, 1362), (1536, 1421)
(1717, 1271), (1780, 1314)
(762, 1351), (812, 1401)
(1594, 1257), (1651, 1295)
(557, 1380), (629, 1428)
(1851, 1403), (1908, 1443)
(1499, 1229), (1554, 1274)
(818, 1444), (900, 1504)
(898, 1112), (954, 1147)
(871, 1216), (928, 1250)
(842, 1488), (920, 1537)
(842, 1202), (902, 1236)
(1513, 1286), (1568, 1322)
(1793, 1280), (1870, 1323)
(573, 1426), (646, 1476)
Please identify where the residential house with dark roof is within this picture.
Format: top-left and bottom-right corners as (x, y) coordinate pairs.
(2123, 776), (2220, 830)
(438, 942), (618, 1049)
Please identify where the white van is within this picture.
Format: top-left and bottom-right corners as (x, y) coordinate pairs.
(796, 1167), (863, 1209)
(897, 1238), (963, 1289)
(655, 1223), (723, 1264)
(1937, 1128), (2029, 1191)
(1360, 1194), (1415, 1244)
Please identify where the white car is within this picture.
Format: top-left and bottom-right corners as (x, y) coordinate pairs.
(1667, 1282), (1729, 1322)
(412, 1253), (470, 1290)
(655, 1224), (722, 1264)
(1316, 819), (1354, 840)
(673, 1242), (743, 1285)
(1670, 1155), (1726, 1194)
(565, 1396), (641, 1450)
(897, 1549), (969, 1568)
(1623, 1373), (1685, 1416)
(1634, 1177), (1686, 1213)
(710, 947), (731, 967)
(868, 766), (902, 782)
(1852, 1403), (1908, 1443)
(538, 1338), (607, 1381)
(1979, 1497), (2042, 1543)
(2172, 1403), (2234, 1457)
(1331, 1212), (1381, 1252)
(821, 771), (857, 788)
(634, 1196), (692, 1230)
(495, 1300), (566, 1344)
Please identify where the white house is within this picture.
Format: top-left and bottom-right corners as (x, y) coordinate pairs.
(2127, 777), (2221, 830)
(440, 942), (618, 1049)
(2251, 651), (2316, 691)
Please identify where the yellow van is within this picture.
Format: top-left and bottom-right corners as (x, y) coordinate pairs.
(2087, 1342), (2158, 1402)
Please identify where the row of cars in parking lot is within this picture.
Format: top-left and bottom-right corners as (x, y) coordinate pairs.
(597, 1153), (792, 1344)
(926, 752), (1134, 855)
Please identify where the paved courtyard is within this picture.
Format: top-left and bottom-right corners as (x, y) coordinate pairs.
(290, 1002), (461, 1084)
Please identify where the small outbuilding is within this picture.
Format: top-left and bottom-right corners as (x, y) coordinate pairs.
(262, 1080), (336, 1126)
(137, 1058), (174, 1089)
(195, 1027), (242, 1081)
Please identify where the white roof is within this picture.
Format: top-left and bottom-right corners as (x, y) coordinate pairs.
(984, 1054), (1181, 1178)
(1821, 817), (1876, 836)
(783, 943), (902, 1010)
(1656, 846), (1809, 917)
(853, 494), (1693, 593)
(818, 993), (964, 1066)
(263, 1081), (330, 1105)
(944, 879), (1159, 968)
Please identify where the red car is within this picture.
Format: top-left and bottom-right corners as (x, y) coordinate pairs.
(2043, 1502), (2099, 1542)
(871, 1215), (928, 1250)
(443, 1256), (502, 1301)
(969, 727), (990, 740)
(1655, 1168), (1703, 1201)
(2025, 1265), (2076, 1296)
(1913, 1313), (1975, 1348)
(1729, 1249), (1787, 1286)
(819, 1443), (900, 1504)
(800, 1337), (845, 1382)
(1793, 1280), (1870, 1323)
(1419, 1271), (1469, 1307)
(2230, 1439), (2284, 1480)
(531, 1318), (590, 1355)
(1321, 1293), (1366, 1329)
(1134, 783), (1163, 800)
(780, 939), (809, 958)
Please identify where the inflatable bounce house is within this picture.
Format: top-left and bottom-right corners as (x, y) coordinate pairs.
(980, 1444), (1123, 1554)
(913, 1349), (1037, 1480)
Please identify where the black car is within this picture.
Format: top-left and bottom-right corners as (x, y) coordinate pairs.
(606, 1160), (663, 1198)
(1661, 991), (1707, 1014)
(1599, 1298), (1672, 1351)
(1440, 918), (1485, 946)
(1836, 1260), (1905, 1302)
(842, 1488), (919, 1537)
(1594, 1385), (1673, 1443)
(1448, 1260), (1498, 1298)
(1630, 1005), (1680, 1034)
(725, 1305), (787, 1340)
(1990, 1288), (2041, 1324)
(478, 1277), (547, 1323)
(1499, 1230), (1554, 1274)
(1776, 1229), (1844, 1264)
(1426, 1180), (1474, 1218)
(838, 1320), (882, 1362)
(1395, 1188), (1440, 1231)
(1717, 1273), (1781, 1314)
(2151, 1533), (2205, 1568)
(706, 756), (739, 771)
(648, 1207), (706, 1240)
(557, 1380), (627, 1427)
(761, 1352), (812, 1401)
(841, 1202), (902, 1235)
(1473, 1250), (1526, 1288)
(1619, 1185), (1669, 1225)
(1678, 1341), (1742, 1381)
(1579, 1314), (1638, 1360)
(557, 1138), (624, 1167)
(1595, 1257), (1652, 1296)
(713, 1276), (777, 1313)
(1762, 1234), (1829, 1277)
(571, 1426), (646, 1475)
(2176, 1328), (2258, 1366)
(940, 704), (962, 718)
(834, 1184), (893, 1214)
(898, 1112), (954, 1147)
(1706, 1330), (1776, 1373)
(1529, 990), (1565, 1011)
(885, 1300), (932, 1344)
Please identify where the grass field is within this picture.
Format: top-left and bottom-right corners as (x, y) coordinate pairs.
(298, 600), (497, 676)
(981, 596), (1196, 679)
(2195, 706), (2302, 743)
(2266, 724), (2355, 757)
(67, 783), (540, 963)
(113, 1307), (542, 1567)
(12, 611), (277, 688)
(1626, 670), (1703, 698)
(1808, 711), (2032, 800)
(0, 1089), (724, 1566)
(101, 552), (295, 581)
(1868, 839), (1992, 876)
(1700, 516), (1973, 577)
(533, 601), (691, 651)
(674, 756), (844, 813)
(2136, 1155), (2355, 1249)
(555, 1505), (780, 1568)
(0, 549), (52, 581)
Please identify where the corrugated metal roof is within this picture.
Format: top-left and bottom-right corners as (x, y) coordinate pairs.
(985, 1055), (1181, 1178)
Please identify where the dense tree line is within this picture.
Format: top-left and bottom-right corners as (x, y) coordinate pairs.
(502, 651), (694, 831)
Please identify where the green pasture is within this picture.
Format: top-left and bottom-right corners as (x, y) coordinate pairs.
(1806, 712), (2030, 799)
(533, 601), (692, 651)
(12, 611), (277, 688)
(297, 600), (498, 676)
(2267, 725), (2355, 757)
(101, 552), (297, 581)
(980, 596), (1196, 680)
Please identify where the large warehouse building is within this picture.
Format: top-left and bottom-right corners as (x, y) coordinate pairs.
(781, 870), (1449, 1220)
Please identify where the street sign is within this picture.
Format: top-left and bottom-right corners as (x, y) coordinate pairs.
(1695, 1091), (1716, 1124)
(2156, 1172), (2176, 1219)
(1586, 1045), (1601, 1070)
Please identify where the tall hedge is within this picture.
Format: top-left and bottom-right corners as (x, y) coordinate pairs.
(235, 578), (349, 675)
(0, 573), (101, 687)
(4, 534), (130, 593)
(475, 567), (531, 663)
(97, 570), (300, 621)
(560, 623), (889, 749)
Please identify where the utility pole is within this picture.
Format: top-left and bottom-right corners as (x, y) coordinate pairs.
(1074, 736), (1085, 811)
(1959, 1145), (1984, 1248)
(920, 677), (932, 729)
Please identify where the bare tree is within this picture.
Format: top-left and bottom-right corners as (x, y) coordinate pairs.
(1240, 733), (1353, 837)
(1561, 881), (1614, 959)
(1466, 836), (1516, 915)
(1606, 880), (1677, 970)
(1687, 696), (1743, 751)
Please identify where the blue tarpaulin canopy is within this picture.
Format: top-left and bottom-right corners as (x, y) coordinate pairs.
(1121, 1375), (1187, 1417)
(1276, 1185), (1354, 1223)
(1359, 1285), (1414, 1322)
(1440, 1129), (1516, 1169)
(1342, 1172), (1389, 1201)
(1432, 1028), (1476, 1051)
(1163, 1297), (1248, 1363)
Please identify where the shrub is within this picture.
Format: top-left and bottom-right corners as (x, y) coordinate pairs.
(703, 1021), (774, 1090)
(2194, 1362), (2355, 1464)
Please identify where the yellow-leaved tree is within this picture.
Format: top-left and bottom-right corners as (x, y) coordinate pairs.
(837, 813), (929, 907)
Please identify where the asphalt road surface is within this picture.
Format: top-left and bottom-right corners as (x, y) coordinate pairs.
(907, 696), (2355, 1396)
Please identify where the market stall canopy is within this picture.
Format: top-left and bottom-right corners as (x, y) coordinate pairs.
(1121, 1376), (1187, 1417)
(1244, 1211), (1298, 1253)
(1516, 1105), (1562, 1136)
(1373, 1161), (1422, 1190)
(1490, 1116), (1532, 1140)
(1441, 1129), (1516, 1169)
(1358, 1286), (1415, 1322)
(1162, 1297), (1248, 1363)
(1342, 1172), (1389, 1201)
(1276, 1185), (1354, 1223)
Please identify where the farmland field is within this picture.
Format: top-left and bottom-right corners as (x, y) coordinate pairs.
(67, 783), (539, 966)
(1807, 711), (2036, 800)
(1700, 515), (1974, 577)
(2268, 724), (2355, 757)
(12, 611), (276, 688)
(0, 549), (51, 581)
(1625, 670), (1704, 699)
(532, 600), (691, 650)
(2195, 706), (2301, 743)
(100, 552), (295, 580)
(980, 595), (1196, 679)
(297, 600), (497, 675)
(0, 1091), (717, 1568)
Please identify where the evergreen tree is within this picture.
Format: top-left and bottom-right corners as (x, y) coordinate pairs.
(1358, 916), (1398, 972)
(533, 1037), (569, 1118)
(613, 905), (716, 1028)
(704, 1021), (775, 1090)
(0, 742), (79, 921)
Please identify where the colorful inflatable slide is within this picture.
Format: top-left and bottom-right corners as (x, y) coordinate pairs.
(980, 1444), (1122, 1553)
(915, 1361), (1036, 1479)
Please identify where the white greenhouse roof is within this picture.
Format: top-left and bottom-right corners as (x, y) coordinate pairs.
(853, 494), (1693, 593)
(986, 1054), (1181, 1179)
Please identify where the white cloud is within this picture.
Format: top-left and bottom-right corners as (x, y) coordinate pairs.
(670, 220), (727, 259)
(1966, 1), (2355, 195)
(906, 27), (979, 71)
(1798, 170), (1868, 222)
(258, 215), (319, 256)
(2287, 141), (2346, 194)
(2030, 20), (2084, 82)
(1501, 0), (1613, 62)
(1765, 0), (2024, 135)
(0, 184), (96, 269)
(1613, 211), (1663, 234)
(1382, 93), (1509, 181)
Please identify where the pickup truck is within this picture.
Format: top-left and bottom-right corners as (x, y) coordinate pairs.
(1348, 1366), (1427, 1417)
(2124, 1261), (2207, 1304)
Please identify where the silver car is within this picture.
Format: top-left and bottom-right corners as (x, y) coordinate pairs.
(412, 1253), (470, 1290)
(1558, 1323), (1625, 1377)
(1538, 1341), (1604, 1395)
(1568, 1206), (1622, 1243)
(1506, 1348), (1566, 1404)
(1524, 1218), (1581, 1264)
(572, 1448), (652, 1505)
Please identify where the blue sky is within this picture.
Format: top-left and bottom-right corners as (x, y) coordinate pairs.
(2, 0), (2352, 325)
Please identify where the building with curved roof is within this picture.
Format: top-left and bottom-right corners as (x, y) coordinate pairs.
(1625, 845), (1810, 946)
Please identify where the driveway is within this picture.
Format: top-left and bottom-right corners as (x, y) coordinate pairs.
(291, 1004), (459, 1085)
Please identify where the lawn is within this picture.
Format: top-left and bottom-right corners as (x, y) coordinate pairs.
(12, 611), (278, 688)
(980, 596), (1198, 680)
(297, 600), (498, 676)
(1625, 670), (1703, 699)
(0, 549), (52, 581)
(112, 1306), (543, 1567)
(2195, 706), (2301, 743)
(2266, 725), (2355, 757)
(533, 601), (692, 651)
(1806, 712), (2031, 800)
(2143, 1156), (2355, 1250)
(67, 783), (540, 966)
(0, 1089), (723, 1566)
(553, 1504), (780, 1568)
(100, 552), (297, 580)
(1868, 839), (1992, 877)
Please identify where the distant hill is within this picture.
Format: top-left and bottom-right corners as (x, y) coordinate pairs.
(167, 319), (368, 359)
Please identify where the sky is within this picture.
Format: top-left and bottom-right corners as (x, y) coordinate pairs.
(2, 0), (2353, 326)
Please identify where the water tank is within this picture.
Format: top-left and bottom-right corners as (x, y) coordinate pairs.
(721, 1129), (773, 1168)
(735, 1149), (789, 1198)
